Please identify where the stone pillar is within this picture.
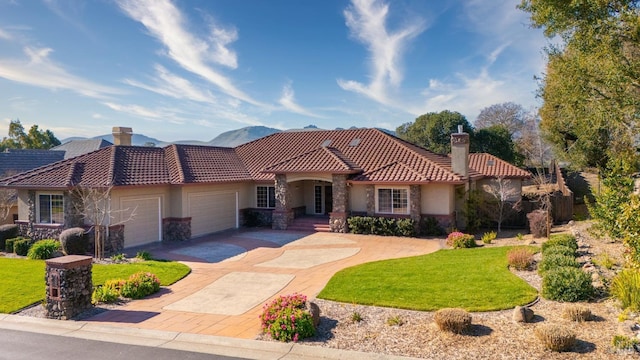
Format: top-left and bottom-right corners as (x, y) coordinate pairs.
(27, 190), (36, 237)
(366, 185), (375, 216)
(272, 174), (293, 230)
(410, 185), (422, 234)
(162, 217), (192, 242)
(45, 255), (93, 320)
(330, 174), (349, 233)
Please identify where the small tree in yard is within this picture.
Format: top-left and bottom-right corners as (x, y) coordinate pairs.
(72, 185), (136, 259)
(529, 171), (553, 238)
(482, 177), (522, 233)
(0, 171), (17, 222)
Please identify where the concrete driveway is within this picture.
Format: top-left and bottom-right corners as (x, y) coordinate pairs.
(85, 229), (441, 339)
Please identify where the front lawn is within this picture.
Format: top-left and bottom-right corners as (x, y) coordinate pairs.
(318, 246), (538, 312)
(0, 257), (191, 313)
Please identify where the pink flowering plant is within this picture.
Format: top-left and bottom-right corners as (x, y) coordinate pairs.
(259, 293), (315, 342)
(446, 231), (477, 249)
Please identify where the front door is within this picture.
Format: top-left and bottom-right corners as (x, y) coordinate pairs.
(324, 185), (333, 214)
(314, 184), (333, 215)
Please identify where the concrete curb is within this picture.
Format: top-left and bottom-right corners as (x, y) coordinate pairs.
(0, 314), (422, 360)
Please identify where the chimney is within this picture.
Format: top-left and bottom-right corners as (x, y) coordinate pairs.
(451, 125), (469, 178)
(112, 127), (132, 146)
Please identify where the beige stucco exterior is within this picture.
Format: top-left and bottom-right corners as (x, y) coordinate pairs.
(421, 183), (455, 215)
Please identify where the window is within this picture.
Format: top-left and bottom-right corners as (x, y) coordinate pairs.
(377, 188), (408, 214)
(257, 186), (276, 208)
(37, 193), (64, 224)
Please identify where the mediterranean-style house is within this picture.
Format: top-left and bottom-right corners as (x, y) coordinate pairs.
(0, 127), (530, 250)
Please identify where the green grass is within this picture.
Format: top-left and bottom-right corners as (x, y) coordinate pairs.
(0, 258), (191, 313)
(318, 246), (538, 312)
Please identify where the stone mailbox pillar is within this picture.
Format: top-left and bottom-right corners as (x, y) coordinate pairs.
(45, 255), (93, 320)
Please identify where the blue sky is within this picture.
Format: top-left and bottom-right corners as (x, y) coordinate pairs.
(0, 0), (547, 142)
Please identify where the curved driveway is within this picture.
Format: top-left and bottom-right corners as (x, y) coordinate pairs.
(86, 230), (441, 339)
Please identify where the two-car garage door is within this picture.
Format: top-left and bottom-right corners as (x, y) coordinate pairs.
(189, 192), (237, 237)
(121, 197), (161, 248)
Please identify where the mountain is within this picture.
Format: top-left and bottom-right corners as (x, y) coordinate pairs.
(60, 125), (393, 148)
(208, 126), (281, 147)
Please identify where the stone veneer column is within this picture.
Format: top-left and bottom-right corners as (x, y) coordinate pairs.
(410, 185), (422, 234)
(27, 190), (36, 237)
(272, 174), (293, 230)
(365, 185), (375, 216)
(330, 174), (349, 233)
(45, 255), (93, 320)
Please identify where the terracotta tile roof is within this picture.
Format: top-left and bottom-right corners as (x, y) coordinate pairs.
(165, 145), (251, 183)
(237, 128), (464, 183)
(0, 128), (531, 189)
(469, 153), (531, 179)
(263, 146), (361, 174)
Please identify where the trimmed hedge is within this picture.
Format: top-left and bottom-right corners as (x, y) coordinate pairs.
(542, 267), (594, 302)
(347, 216), (415, 237)
(13, 238), (34, 256)
(0, 224), (19, 251)
(538, 253), (580, 274)
(542, 234), (578, 253)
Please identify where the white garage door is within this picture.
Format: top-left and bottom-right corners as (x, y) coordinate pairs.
(189, 192), (237, 237)
(121, 197), (161, 247)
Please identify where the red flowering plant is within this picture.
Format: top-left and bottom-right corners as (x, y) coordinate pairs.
(259, 293), (315, 342)
(446, 231), (477, 249)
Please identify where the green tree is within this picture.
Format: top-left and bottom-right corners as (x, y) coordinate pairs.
(0, 120), (61, 151)
(396, 111), (473, 154)
(519, 0), (640, 170)
(473, 125), (524, 166)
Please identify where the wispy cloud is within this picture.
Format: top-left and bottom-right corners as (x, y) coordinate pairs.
(124, 64), (217, 103)
(0, 46), (121, 98)
(278, 82), (321, 118)
(337, 0), (426, 105)
(0, 28), (11, 40)
(116, 0), (263, 106)
(103, 102), (168, 120)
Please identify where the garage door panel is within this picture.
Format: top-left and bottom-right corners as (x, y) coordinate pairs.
(121, 197), (160, 247)
(189, 192), (236, 236)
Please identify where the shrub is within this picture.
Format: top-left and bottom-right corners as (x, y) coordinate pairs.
(481, 231), (497, 244)
(136, 251), (153, 261)
(534, 324), (576, 352)
(59, 227), (88, 255)
(446, 232), (477, 249)
(13, 238), (33, 256)
(610, 269), (640, 311)
(5, 236), (26, 253)
(507, 247), (534, 270)
(0, 224), (19, 250)
(347, 216), (415, 237)
(27, 239), (60, 260)
(434, 308), (472, 334)
(612, 335), (640, 351)
(110, 253), (127, 263)
(120, 272), (161, 299)
(538, 253), (580, 274)
(351, 311), (363, 323)
(527, 210), (547, 238)
(541, 267), (594, 302)
(541, 234), (578, 253)
(420, 216), (445, 236)
(259, 293), (315, 342)
(542, 245), (576, 258)
(593, 252), (616, 269)
(386, 315), (404, 326)
(92, 279), (125, 304)
(562, 304), (592, 322)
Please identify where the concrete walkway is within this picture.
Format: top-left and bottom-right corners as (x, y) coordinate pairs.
(86, 229), (441, 340)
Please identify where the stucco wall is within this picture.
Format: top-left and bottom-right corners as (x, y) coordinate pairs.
(421, 183), (455, 215)
(349, 184), (367, 213)
(17, 190), (30, 221)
